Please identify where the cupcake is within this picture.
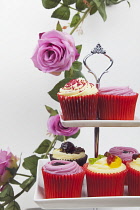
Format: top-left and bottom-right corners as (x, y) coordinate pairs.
(109, 146), (139, 164)
(109, 147), (139, 185)
(98, 86), (138, 120)
(57, 77), (98, 120)
(42, 160), (85, 198)
(83, 154), (127, 197)
(127, 154), (140, 196)
(50, 141), (88, 166)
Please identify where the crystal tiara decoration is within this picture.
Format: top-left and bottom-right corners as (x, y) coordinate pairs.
(83, 43), (113, 89)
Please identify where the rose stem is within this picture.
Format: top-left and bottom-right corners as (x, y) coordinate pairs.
(70, 8), (90, 35)
(16, 173), (31, 178)
(43, 135), (57, 159)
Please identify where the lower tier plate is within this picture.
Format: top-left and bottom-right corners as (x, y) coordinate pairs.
(34, 159), (140, 209)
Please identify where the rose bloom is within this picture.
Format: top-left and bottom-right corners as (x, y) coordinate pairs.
(47, 114), (79, 136)
(31, 30), (79, 76)
(0, 149), (18, 187)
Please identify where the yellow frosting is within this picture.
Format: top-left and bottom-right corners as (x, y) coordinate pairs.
(129, 158), (140, 171)
(87, 157), (126, 174)
(52, 149), (85, 160)
(58, 77), (98, 96)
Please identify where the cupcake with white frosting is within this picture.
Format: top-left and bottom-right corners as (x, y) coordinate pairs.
(127, 154), (140, 195)
(42, 160), (85, 198)
(57, 77), (98, 120)
(98, 86), (138, 120)
(83, 154), (127, 197)
(50, 141), (88, 166)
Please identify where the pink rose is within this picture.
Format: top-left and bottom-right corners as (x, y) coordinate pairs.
(47, 114), (79, 136)
(0, 149), (18, 186)
(31, 30), (79, 75)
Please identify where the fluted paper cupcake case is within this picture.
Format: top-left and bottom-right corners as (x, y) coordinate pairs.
(58, 94), (98, 120)
(98, 93), (138, 120)
(126, 162), (140, 196)
(83, 163), (127, 197)
(42, 168), (85, 198)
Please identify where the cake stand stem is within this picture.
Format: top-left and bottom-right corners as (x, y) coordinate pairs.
(94, 127), (99, 158)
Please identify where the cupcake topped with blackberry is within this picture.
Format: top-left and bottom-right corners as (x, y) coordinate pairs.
(50, 141), (88, 166)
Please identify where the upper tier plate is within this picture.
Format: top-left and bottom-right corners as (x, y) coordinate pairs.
(60, 116), (140, 127)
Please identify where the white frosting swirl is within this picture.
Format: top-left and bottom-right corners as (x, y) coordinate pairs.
(58, 78), (98, 96)
(87, 157), (126, 174)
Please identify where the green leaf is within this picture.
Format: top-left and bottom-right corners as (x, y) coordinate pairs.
(5, 201), (20, 210)
(0, 205), (4, 210)
(20, 177), (36, 192)
(66, 129), (80, 140)
(63, 0), (76, 5)
(42, 0), (61, 9)
(93, 0), (102, 8)
(34, 139), (51, 154)
(90, 3), (97, 15)
(56, 135), (65, 142)
(45, 105), (58, 116)
(48, 78), (71, 102)
(65, 61), (86, 79)
(76, 45), (82, 54)
(22, 155), (40, 176)
(70, 13), (81, 28)
(51, 6), (70, 20)
(9, 179), (20, 185)
(56, 21), (63, 31)
(98, 2), (107, 21)
(76, 0), (87, 11)
(0, 184), (14, 202)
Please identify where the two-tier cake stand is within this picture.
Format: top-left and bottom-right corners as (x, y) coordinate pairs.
(34, 44), (140, 209)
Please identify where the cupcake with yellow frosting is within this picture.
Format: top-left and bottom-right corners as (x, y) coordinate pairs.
(57, 77), (98, 120)
(127, 154), (140, 195)
(50, 141), (88, 166)
(83, 153), (127, 197)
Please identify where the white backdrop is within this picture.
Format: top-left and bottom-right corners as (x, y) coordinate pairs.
(0, 0), (140, 209)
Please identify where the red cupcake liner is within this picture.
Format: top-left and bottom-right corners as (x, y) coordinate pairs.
(42, 168), (85, 198)
(83, 163), (127, 197)
(57, 94), (98, 120)
(98, 93), (138, 120)
(126, 162), (140, 196)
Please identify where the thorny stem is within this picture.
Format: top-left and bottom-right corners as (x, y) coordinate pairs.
(16, 173), (31, 178)
(43, 135), (58, 159)
(70, 8), (90, 35)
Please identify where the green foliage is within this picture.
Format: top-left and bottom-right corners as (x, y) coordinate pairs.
(20, 177), (36, 192)
(76, 0), (87, 11)
(22, 155), (40, 176)
(70, 13), (81, 28)
(45, 105), (58, 116)
(0, 185), (14, 202)
(56, 21), (63, 31)
(51, 6), (70, 20)
(34, 139), (51, 154)
(63, 0), (76, 5)
(5, 201), (20, 210)
(64, 61), (86, 79)
(42, 0), (60, 9)
(48, 77), (71, 101)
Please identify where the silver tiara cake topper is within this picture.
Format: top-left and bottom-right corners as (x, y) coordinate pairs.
(83, 43), (113, 88)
